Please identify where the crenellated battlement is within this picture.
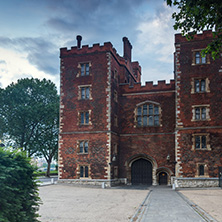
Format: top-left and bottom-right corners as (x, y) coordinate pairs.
(60, 42), (120, 58)
(120, 79), (175, 94)
(175, 30), (213, 44)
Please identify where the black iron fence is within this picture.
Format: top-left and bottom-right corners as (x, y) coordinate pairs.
(219, 166), (222, 188)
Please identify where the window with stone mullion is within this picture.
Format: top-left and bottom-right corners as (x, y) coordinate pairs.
(137, 104), (159, 127)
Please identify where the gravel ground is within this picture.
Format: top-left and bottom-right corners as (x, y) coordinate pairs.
(180, 189), (222, 222)
(38, 184), (148, 222)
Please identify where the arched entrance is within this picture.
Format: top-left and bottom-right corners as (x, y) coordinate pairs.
(159, 172), (168, 185)
(131, 158), (152, 185)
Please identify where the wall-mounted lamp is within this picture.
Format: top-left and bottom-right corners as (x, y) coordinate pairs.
(167, 154), (170, 161)
(112, 154), (117, 162)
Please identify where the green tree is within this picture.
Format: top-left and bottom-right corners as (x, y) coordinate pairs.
(167, 0), (222, 58)
(0, 147), (40, 222)
(0, 78), (59, 175)
(33, 116), (59, 177)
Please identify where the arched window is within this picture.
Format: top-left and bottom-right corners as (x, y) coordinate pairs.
(136, 103), (160, 127)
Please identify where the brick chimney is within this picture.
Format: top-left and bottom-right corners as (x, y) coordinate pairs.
(76, 35), (82, 49)
(122, 37), (132, 61)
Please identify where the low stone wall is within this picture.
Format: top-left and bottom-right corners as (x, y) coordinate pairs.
(171, 177), (219, 188)
(58, 178), (127, 188)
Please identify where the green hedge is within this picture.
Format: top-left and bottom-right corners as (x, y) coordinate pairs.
(34, 170), (58, 177)
(0, 148), (40, 222)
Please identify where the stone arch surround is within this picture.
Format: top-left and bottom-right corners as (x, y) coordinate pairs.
(156, 167), (173, 185)
(126, 154), (158, 185)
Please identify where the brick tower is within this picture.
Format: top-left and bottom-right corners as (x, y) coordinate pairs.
(59, 36), (141, 186)
(174, 31), (222, 187)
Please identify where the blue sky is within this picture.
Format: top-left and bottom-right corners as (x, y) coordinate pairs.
(0, 0), (177, 90)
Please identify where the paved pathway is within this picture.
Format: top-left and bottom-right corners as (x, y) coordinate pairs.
(137, 186), (207, 222)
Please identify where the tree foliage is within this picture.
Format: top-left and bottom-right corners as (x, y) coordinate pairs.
(0, 78), (59, 158)
(167, 0), (222, 58)
(0, 148), (40, 222)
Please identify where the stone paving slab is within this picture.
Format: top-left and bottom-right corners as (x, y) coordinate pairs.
(180, 189), (222, 222)
(139, 187), (205, 222)
(38, 184), (148, 222)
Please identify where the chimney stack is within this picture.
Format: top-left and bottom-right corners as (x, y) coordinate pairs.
(76, 35), (82, 49)
(123, 37), (132, 61)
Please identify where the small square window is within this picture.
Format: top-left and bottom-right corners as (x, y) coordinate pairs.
(191, 78), (210, 94)
(193, 105), (209, 121)
(193, 51), (208, 65)
(195, 79), (206, 92)
(194, 135), (208, 150)
(79, 141), (88, 154)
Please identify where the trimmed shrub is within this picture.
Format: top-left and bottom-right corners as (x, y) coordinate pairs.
(0, 148), (40, 222)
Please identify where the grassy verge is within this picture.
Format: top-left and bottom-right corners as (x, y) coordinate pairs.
(34, 170), (58, 177)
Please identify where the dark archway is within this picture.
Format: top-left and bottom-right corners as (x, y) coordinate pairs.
(131, 158), (152, 185)
(159, 172), (168, 185)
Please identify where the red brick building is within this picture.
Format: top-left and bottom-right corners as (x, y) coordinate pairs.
(59, 31), (222, 187)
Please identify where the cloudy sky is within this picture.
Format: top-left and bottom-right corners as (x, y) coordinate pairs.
(0, 0), (177, 90)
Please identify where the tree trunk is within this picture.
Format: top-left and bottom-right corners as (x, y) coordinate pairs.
(45, 159), (51, 177)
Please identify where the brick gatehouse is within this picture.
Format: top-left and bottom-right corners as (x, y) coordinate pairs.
(58, 31), (222, 187)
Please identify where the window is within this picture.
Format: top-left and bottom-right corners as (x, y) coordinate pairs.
(192, 134), (211, 150)
(80, 111), (89, 125)
(114, 90), (118, 102)
(79, 141), (88, 154)
(195, 135), (206, 149)
(81, 63), (90, 76)
(80, 166), (89, 178)
(137, 103), (160, 127)
(195, 107), (206, 120)
(192, 105), (210, 121)
(193, 51), (208, 65)
(114, 115), (118, 127)
(196, 163), (208, 177)
(195, 79), (206, 92)
(191, 78), (210, 94)
(81, 87), (90, 99)
(78, 85), (92, 100)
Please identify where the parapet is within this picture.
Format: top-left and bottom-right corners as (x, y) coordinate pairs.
(60, 42), (117, 57)
(175, 30), (213, 44)
(120, 79), (175, 94)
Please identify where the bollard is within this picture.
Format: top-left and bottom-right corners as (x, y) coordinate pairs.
(102, 182), (105, 189)
(51, 178), (54, 184)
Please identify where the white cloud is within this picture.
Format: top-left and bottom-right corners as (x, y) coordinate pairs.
(0, 48), (59, 89)
(135, 3), (175, 64)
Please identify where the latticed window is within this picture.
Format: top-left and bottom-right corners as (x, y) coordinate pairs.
(137, 104), (160, 127)
(80, 166), (89, 177)
(81, 63), (90, 76)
